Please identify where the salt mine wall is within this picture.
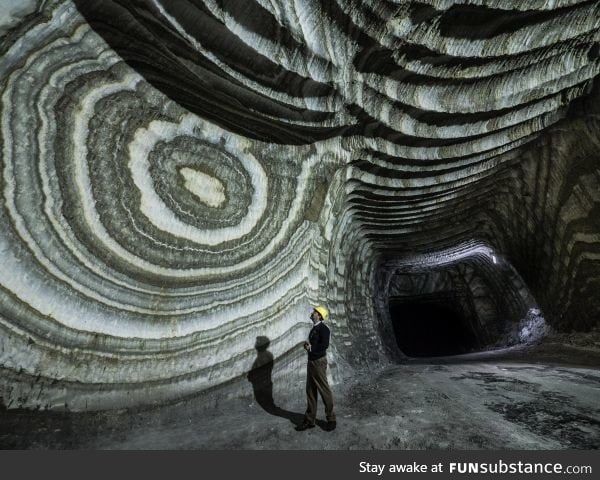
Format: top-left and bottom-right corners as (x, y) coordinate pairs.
(0, 0), (599, 411)
(497, 90), (600, 333)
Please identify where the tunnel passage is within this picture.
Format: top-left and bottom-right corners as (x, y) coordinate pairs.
(372, 247), (546, 361)
(389, 293), (481, 357)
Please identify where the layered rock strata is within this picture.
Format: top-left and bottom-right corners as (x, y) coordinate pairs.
(0, 0), (598, 410)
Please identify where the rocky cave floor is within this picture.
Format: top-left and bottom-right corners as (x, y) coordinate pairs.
(1, 341), (599, 450)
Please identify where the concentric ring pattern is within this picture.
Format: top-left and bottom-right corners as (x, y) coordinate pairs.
(1, 0), (599, 409)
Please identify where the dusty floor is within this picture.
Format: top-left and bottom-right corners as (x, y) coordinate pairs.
(1, 345), (599, 449)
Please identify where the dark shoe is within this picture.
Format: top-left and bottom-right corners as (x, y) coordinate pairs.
(295, 422), (315, 431)
(325, 421), (336, 431)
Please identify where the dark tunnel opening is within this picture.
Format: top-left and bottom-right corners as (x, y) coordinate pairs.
(389, 295), (481, 357)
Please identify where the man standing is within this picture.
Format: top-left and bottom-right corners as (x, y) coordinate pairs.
(296, 305), (336, 431)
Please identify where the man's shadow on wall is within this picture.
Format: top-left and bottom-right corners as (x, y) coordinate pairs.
(247, 336), (304, 427)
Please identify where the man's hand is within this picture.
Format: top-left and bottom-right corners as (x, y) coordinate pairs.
(303, 341), (311, 352)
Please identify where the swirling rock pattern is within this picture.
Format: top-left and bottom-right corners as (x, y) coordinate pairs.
(0, 0), (599, 410)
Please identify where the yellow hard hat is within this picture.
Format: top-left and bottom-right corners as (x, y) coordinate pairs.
(313, 305), (329, 319)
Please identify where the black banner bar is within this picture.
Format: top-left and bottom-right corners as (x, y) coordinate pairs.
(1, 450), (598, 480)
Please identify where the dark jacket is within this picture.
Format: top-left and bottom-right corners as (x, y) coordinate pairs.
(308, 322), (330, 360)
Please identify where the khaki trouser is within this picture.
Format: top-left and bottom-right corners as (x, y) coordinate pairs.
(304, 356), (336, 424)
